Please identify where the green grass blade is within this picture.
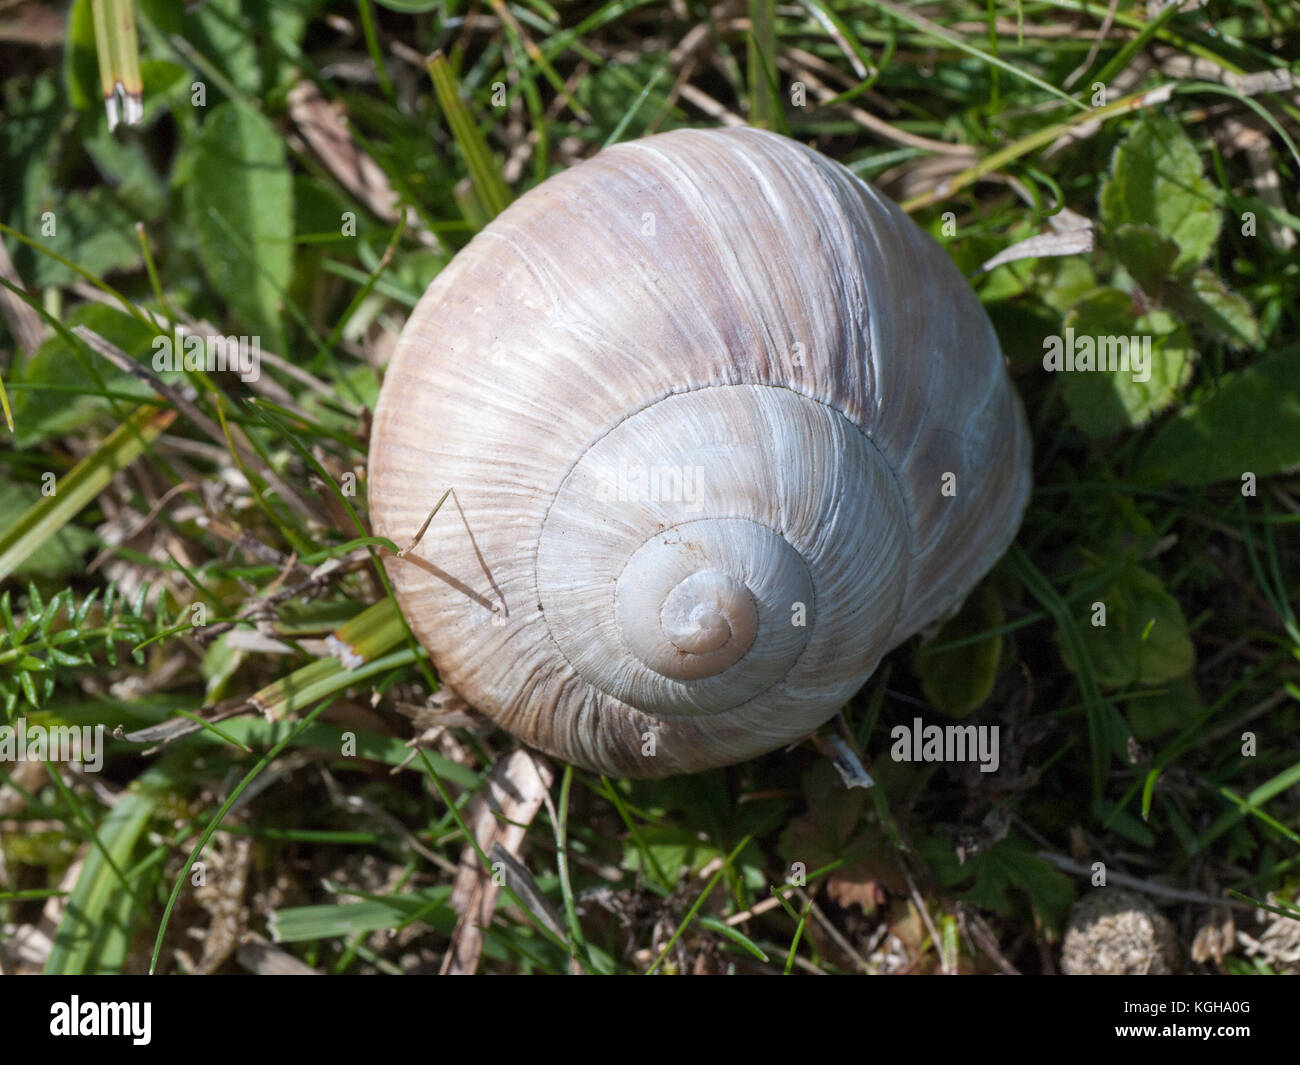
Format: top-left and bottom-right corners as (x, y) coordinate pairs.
(427, 51), (512, 223)
(0, 405), (175, 581)
(46, 790), (156, 974)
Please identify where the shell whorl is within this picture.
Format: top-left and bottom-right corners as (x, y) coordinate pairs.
(367, 126), (1032, 777)
(535, 385), (910, 722)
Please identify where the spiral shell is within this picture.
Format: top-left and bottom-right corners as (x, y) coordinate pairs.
(368, 126), (1031, 777)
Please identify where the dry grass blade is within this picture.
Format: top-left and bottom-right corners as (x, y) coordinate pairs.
(238, 934), (323, 975)
(975, 226), (1095, 274)
(441, 750), (555, 975)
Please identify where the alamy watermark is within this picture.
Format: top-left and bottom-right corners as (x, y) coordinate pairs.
(152, 334), (261, 382)
(1042, 329), (1151, 383)
(0, 719), (105, 772)
(594, 459), (705, 512)
(890, 717), (1000, 774)
(50, 997), (150, 1045)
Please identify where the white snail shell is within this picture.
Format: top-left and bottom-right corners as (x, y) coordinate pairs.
(368, 127), (1031, 778)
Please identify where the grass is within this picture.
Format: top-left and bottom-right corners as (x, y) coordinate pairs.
(0, 0), (1297, 975)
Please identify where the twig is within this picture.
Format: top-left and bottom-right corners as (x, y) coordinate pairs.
(1037, 852), (1255, 910)
(902, 863), (951, 973)
(1063, 0), (1121, 89)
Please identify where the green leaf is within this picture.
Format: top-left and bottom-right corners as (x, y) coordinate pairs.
(1057, 564), (1195, 688)
(184, 103), (294, 333)
(373, 0), (441, 11)
(1, 74), (61, 266)
(1099, 113), (1220, 273)
(1134, 348), (1300, 485)
(1110, 223), (1178, 292)
(921, 834), (1072, 929)
(781, 761), (871, 871)
(912, 585), (1004, 718)
(1034, 255), (1099, 315)
(977, 841), (1074, 930)
(90, 0), (143, 112)
(620, 825), (720, 882)
(269, 888), (455, 942)
(986, 301), (1062, 370)
(200, 632), (242, 700)
(1059, 289), (1196, 438)
(28, 187), (142, 288)
(1127, 672), (1202, 741)
(83, 120), (169, 219)
(1167, 270), (1262, 350)
(63, 0), (99, 111)
(1094, 797), (1156, 848)
(141, 58), (189, 111)
(180, 0), (307, 99)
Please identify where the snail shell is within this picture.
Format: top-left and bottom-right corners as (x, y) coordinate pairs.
(368, 127), (1031, 778)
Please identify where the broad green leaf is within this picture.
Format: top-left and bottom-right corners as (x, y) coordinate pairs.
(782, 763), (904, 916)
(969, 841), (1073, 929)
(139, 59), (190, 126)
(1034, 255), (1099, 315)
(28, 187), (142, 288)
(1110, 223), (1178, 292)
(1127, 672), (1202, 741)
(1099, 113), (1220, 273)
(912, 585), (1004, 718)
(920, 834), (1072, 929)
(184, 103), (294, 333)
(620, 825), (720, 881)
(179, 0), (307, 98)
(986, 301), (1062, 370)
(1, 74), (61, 261)
(1168, 270), (1262, 350)
(781, 761), (869, 871)
(1134, 348), (1300, 485)
(1059, 289), (1195, 438)
(1058, 565), (1194, 688)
